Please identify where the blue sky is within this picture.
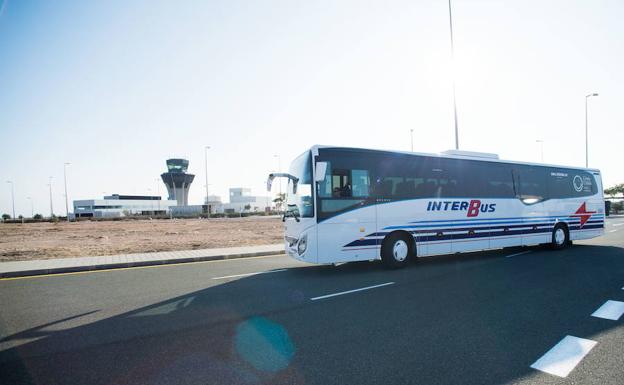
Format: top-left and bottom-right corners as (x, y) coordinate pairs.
(0, 0), (622, 216)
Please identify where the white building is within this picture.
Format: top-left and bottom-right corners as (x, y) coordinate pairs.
(73, 194), (177, 218)
(214, 188), (274, 213)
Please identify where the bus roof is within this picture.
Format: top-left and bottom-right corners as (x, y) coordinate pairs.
(310, 145), (601, 174)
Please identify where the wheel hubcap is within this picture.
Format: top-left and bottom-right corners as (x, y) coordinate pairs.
(393, 240), (408, 262)
(555, 228), (565, 245)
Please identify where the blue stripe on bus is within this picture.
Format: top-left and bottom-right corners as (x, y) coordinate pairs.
(344, 223), (604, 248)
(384, 216), (604, 230)
(384, 219), (566, 230)
(406, 214), (603, 225)
(370, 222), (556, 237)
(375, 220), (603, 236)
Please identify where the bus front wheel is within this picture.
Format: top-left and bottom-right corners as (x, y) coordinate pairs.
(381, 232), (413, 268)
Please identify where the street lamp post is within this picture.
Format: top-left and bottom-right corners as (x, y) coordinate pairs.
(48, 176), (54, 218)
(6, 181), (15, 219)
(448, 0), (459, 149)
(27, 197), (33, 218)
(585, 93), (599, 168)
(536, 140), (544, 162)
(410, 129), (414, 152)
(63, 162), (70, 222)
(273, 154), (282, 211)
(147, 188), (154, 214)
(273, 154), (283, 213)
(155, 178), (161, 214)
(204, 146), (210, 218)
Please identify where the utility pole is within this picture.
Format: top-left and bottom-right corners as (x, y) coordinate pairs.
(48, 176), (54, 217)
(204, 146), (210, 218)
(273, 154), (282, 212)
(585, 93), (599, 168)
(155, 178), (161, 214)
(6, 181), (15, 219)
(536, 140), (544, 162)
(63, 162), (70, 222)
(448, 0), (459, 149)
(410, 129), (414, 152)
(27, 197), (33, 218)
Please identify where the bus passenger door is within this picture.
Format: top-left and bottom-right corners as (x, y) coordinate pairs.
(316, 166), (377, 263)
(514, 167), (550, 246)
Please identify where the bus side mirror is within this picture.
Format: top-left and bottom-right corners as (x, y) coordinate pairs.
(315, 162), (328, 182)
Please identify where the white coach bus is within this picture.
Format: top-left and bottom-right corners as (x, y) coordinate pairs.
(267, 146), (605, 268)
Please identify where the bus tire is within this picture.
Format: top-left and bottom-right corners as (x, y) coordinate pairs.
(550, 223), (569, 250)
(381, 232), (413, 268)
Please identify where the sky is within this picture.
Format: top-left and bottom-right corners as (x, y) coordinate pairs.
(0, 0), (622, 217)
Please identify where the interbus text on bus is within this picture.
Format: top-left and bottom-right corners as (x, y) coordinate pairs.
(426, 200), (496, 217)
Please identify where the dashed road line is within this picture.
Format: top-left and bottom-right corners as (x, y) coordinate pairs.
(504, 250), (531, 258)
(608, 229), (617, 233)
(591, 300), (624, 321)
(310, 282), (395, 301)
(530, 335), (597, 378)
(211, 269), (287, 280)
(612, 223), (624, 227)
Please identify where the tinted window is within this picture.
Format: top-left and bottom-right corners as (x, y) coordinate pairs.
(375, 156), (460, 198)
(450, 160), (514, 198)
(514, 165), (548, 201)
(547, 168), (597, 198)
(316, 148), (596, 220)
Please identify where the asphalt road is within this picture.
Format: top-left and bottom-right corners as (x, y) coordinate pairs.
(1, 218), (623, 385)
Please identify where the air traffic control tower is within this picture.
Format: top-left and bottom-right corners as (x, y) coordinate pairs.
(161, 159), (195, 206)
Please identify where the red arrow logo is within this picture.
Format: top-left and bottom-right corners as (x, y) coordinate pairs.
(570, 202), (596, 227)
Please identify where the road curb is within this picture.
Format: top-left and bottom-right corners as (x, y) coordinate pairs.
(0, 249), (285, 279)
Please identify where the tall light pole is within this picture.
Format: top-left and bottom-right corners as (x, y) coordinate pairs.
(536, 140), (544, 162)
(48, 176), (54, 218)
(410, 129), (414, 152)
(273, 154), (282, 194)
(147, 188), (154, 214)
(27, 196), (33, 218)
(273, 154), (282, 213)
(155, 178), (161, 214)
(449, 0), (459, 149)
(204, 146), (210, 218)
(585, 93), (598, 168)
(63, 162), (70, 222)
(6, 181), (15, 219)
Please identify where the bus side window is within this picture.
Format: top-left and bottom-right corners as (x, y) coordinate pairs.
(515, 166), (548, 201)
(351, 169), (370, 197)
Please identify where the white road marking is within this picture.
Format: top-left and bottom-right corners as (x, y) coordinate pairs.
(530, 335), (597, 378)
(310, 282), (395, 301)
(608, 229), (617, 233)
(505, 250), (532, 258)
(591, 300), (624, 320)
(211, 269), (287, 280)
(613, 223), (624, 227)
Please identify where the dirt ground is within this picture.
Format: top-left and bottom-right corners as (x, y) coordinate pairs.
(0, 217), (284, 262)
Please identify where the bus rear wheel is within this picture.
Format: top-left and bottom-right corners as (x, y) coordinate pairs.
(550, 224), (569, 250)
(381, 232), (413, 268)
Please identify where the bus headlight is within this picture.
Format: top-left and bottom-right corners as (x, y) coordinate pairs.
(297, 234), (308, 255)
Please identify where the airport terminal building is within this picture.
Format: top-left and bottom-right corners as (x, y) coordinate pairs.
(73, 194), (177, 218)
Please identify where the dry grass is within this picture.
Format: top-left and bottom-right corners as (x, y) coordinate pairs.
(0, 217), (283, 262)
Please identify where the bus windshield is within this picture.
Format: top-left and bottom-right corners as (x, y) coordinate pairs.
(287, 151), (314, 218)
